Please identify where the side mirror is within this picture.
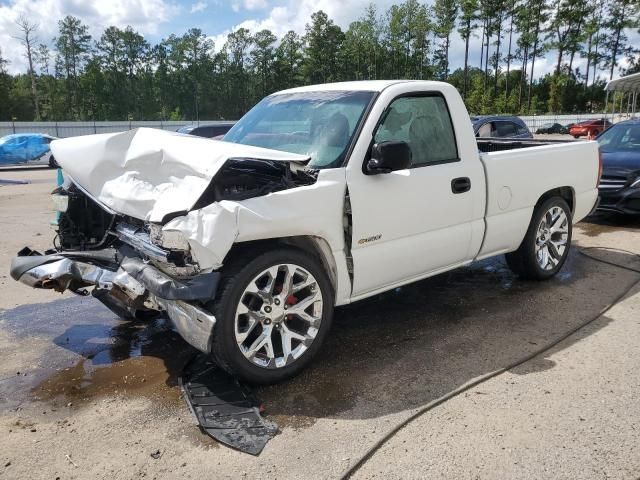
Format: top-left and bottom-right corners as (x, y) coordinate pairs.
(366, 141), (412, 175)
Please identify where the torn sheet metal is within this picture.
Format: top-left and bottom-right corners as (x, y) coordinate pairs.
(162, 168), (348, 270)
(180, 355), (278, 455)
(50, 128), (310, 222)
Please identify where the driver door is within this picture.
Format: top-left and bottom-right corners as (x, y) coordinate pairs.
(346, 93), (480, 297)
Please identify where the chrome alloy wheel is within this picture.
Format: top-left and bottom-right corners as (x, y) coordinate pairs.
(535, 205), (569, 270)
(234, 264), (324, 369)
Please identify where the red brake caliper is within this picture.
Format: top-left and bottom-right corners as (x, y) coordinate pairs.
(286, 295), (297, 320)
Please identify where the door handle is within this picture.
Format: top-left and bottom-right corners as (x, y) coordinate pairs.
(451, 177), (471, 194)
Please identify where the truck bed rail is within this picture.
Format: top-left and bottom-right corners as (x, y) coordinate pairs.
(477, 138), (577, 153)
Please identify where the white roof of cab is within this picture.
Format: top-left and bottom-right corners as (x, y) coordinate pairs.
(275, 80), (445, 95)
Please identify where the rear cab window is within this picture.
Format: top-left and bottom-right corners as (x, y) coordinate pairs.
(495, 121), (517, 137)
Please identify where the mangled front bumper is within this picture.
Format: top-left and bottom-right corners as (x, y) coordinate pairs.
(10, 248), (220, 354)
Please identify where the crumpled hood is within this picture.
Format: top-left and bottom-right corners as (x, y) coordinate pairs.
(51, 128), (310, 222)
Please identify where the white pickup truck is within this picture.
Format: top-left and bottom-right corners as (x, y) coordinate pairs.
(11, 81), (600, 384)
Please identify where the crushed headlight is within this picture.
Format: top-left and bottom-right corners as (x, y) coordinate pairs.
(50, 193), (69, 213)
(149, 223), (190, 250)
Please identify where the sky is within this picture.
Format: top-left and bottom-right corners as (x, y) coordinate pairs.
(0, 0), (637, 82)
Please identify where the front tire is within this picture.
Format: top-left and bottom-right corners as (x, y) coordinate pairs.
(506, 197), (572, 280)
(209, 248), (334, 384)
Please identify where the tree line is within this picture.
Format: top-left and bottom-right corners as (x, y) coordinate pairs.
(1, 0), (638, 122)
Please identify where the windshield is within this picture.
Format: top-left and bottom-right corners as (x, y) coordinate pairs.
(223, 91), (375, 169)
(597, 124), (640, 152)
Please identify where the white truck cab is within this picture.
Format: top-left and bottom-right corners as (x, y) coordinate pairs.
(11, 81), (600, 384)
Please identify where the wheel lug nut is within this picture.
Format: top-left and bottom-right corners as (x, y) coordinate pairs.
(265, 319), (271, 325)
(264, 306), (272, 313)
(274, 299), (280, 305)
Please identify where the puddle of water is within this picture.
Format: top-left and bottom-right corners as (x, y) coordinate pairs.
(0, 296), (196, 411)
(32, 356), (182, 405)
(578, 215), (640, 237)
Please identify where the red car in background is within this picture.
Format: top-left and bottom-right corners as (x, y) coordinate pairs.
(569, 118), (612, 138)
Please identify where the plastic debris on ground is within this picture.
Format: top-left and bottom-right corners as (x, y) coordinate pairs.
(180, 355), (278, 455)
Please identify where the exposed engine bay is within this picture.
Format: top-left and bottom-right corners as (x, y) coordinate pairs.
(53, 183), (115, 251)
(192, 158), (317, 207)
(54, 156), (316, 258)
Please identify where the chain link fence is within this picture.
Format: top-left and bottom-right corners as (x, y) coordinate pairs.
(2, 114), (635, 139)
(518, 113), (633, 131)
(0, 120), (231, 138)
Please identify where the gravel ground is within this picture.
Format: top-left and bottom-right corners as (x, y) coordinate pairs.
(1, 168), (639, 479)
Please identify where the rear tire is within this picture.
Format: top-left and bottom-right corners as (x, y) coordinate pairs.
(208, 247), (334, 385)
(506, 197), (572, 280)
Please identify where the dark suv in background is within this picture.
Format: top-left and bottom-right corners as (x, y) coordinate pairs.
(177, 122), (235, 139)
(471, 115), (533, 139)
(596, 119), (640, 215)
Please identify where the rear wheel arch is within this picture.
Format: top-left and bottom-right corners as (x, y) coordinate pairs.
(535, 186), (575, 218)
(507, 186), (575, 258)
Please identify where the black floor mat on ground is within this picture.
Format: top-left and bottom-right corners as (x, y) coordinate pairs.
(180, 355), (278, 455)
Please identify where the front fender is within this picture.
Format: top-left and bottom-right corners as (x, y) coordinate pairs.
(162, 169), (353, 305)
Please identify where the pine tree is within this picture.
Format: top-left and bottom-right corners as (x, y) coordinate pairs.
(433, 0), (459, 80)
(54, 16), (92, 119)
(458, 0), (479, 98)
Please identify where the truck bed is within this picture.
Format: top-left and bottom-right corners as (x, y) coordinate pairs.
(477, 137), (577, 153)
(475, 139), (600, 261)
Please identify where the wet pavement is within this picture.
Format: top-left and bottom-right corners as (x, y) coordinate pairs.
(1, 246), (638, 425)
(576, 211), (640, 238)
(0, 254), (555, 416)
(1, 176), (640, 479)
(0, 297), (196, 412)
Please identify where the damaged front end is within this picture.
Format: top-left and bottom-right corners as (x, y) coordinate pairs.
(11, 202), (221, 354)
(10, 129), (317, 355)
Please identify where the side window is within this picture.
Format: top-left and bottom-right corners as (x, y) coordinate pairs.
(374, 94), (458, 167)
(516, 124), (530, 135)
(195, 127), (214, 137)
(495, 121), (517, 137)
